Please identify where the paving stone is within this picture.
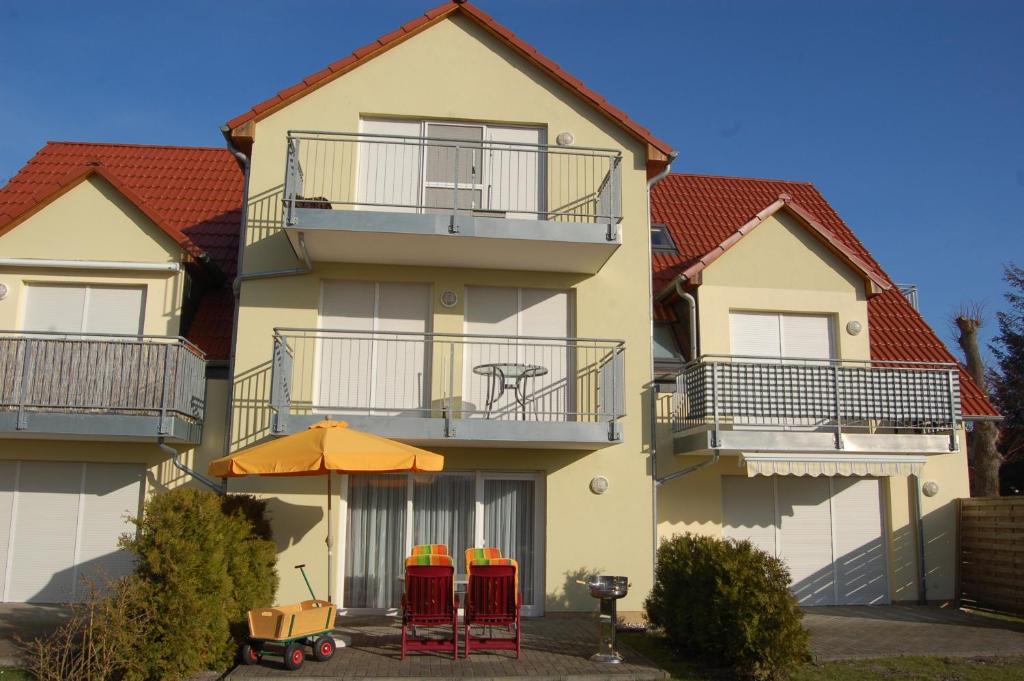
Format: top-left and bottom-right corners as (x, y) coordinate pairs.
(226, 615), (667, 680)
(803, 606), (1024, 662)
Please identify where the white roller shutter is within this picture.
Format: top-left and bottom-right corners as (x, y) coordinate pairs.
(721, 476), (888, 606)
(357, 118), (423, 212)
(831, 477), (888, 604)
(777, 477), (835, 606)
(23, 284), (144, 335)
(7, 462), (83, 603)
(463, 286), (569, 420)
(77, 463), (144, 588)
(0, 461), (16, 601)
(1, 461), (143, 604)
(318, 281), (430, 415)
(729, 312), (833, 360)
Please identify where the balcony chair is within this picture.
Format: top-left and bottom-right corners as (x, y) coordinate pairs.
(463, 557), (520, 659)
(400, 553), (458, 660)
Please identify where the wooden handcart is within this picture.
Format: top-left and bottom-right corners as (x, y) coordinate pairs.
(239, 565), (337, 671)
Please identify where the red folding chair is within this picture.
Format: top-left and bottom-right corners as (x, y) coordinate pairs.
(463, 558), (520, 659)
(400, 554), (458, 660)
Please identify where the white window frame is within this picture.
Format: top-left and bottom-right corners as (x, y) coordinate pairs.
(335, 470), (546, 617)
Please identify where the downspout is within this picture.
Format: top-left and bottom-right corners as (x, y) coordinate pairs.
(911, 474), (928, 604)
(674, 279), (698, 361)
(160, 438), (226, 495)
(646, 152), (677, 587)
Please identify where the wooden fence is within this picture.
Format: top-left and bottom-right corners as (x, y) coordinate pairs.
(958, 496), (1024, 615)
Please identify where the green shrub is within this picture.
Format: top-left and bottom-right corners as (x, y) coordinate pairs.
(645, 533), (809, 681)
(120, 488), (279, 679)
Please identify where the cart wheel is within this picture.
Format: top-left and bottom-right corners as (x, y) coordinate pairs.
(313, 635), (336, 661)
(239, 643), (261, 665)
(284, 642), (305, 670)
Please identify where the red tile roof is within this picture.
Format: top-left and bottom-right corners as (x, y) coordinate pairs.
(0, 142), (243, 360)
(225, 0), (674, 162)
(651, 173), (998, 418)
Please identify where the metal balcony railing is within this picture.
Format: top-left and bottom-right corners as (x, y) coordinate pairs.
(0, 332), (207, 435)
(672, 355), (961, 450)
(270, 328), (625, 436)
(283, 130), (622, 228)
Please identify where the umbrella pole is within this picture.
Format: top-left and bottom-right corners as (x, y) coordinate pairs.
(327, 472), (333, 603)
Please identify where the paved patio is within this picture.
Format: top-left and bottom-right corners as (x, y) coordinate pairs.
(226, 615), (668, 680)
(804, 605), (1024, 661)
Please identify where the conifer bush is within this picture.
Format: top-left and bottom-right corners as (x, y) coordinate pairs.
(645, 533), (809, 681)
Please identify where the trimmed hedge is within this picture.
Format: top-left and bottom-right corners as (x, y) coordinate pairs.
(645, 533), (809, 681)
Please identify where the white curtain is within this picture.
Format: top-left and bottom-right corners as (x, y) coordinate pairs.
(344, 475), (407, 608)
(413, 474), (475, 574)
(483, 479), (536, 604)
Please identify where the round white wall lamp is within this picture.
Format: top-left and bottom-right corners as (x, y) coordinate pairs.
(922, 481), (940, 497)
(439, 289), (459, 308)
(589, 475), (609, 495)
(0, 283), (8, 301)
(846, 320), (863, 336)
(556, 131), (575, 146)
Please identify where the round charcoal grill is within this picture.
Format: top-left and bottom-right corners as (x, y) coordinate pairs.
(579, 575), (629, 663)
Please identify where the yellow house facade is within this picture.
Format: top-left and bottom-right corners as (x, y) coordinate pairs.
(223, 4), (673, 617)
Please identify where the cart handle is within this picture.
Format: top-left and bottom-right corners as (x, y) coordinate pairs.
(294, 564), (317, 601)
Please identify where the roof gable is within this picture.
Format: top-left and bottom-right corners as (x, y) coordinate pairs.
(224, 1), (673, 166)
(651, 173), (998, 418)
(0, 163), (203, 261)
(660, 193), (889, 294)
(0, 141), (244, 360)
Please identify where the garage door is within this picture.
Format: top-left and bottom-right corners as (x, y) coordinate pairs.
(722, 476), (888, 605)
(0, 461), (143, 603)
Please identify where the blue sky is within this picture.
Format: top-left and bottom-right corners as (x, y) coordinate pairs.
(1, 0), (1021, 354)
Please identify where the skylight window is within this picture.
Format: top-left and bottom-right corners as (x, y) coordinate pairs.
(651, 224), (677, 253)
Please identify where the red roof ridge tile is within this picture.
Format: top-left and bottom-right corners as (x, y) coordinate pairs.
(45, 140), (231, 153)
(668, 171), (816, 186)
(224, 0), (674, 160)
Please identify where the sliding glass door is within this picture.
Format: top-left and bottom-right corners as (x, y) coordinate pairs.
(340, 472), (544, 615)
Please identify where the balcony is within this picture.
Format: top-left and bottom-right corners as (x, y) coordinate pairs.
(270, 329), (625, 448)
(672, 355), (961, 455)
(282, 130), (622, 274)
(0, 332), (206, 443)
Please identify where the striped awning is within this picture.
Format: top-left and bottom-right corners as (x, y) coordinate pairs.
(742, 453), (927, 478)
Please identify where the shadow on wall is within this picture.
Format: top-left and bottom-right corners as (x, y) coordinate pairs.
(231, 361), (274, 450)
(659, 473), (961, 607)
(545, 567), (602, 613)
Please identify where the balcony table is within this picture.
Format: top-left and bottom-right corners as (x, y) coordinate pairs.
(472, 362), (548, 420)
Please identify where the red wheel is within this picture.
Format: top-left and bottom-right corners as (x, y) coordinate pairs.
(314, 635), (336, 661)
(239, 643), (260, 665)
(284, 642), (305, 670)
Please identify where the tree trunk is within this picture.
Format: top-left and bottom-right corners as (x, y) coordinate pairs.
(955, 315), (1002, 496)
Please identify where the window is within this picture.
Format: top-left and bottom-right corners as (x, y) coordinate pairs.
(22, 284), (145, 335)
(729, 311), (834, 361)
(653, 322), (683, 361)
(357, 118), (544, 218)
(651, 224), (677, 253)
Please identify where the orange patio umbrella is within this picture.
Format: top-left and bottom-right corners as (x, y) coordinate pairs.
(208, 420), (444, 601)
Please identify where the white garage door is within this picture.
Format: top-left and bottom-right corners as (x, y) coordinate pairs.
(722, 476), (888, 605)
(0, 461), (143, 603)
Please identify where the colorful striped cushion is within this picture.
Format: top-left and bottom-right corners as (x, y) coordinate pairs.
(464, 547), (502, 566)
(411, 544), (449, 556)
(405, 553), (453, 567)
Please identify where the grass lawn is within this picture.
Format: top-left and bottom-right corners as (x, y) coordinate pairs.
(620, 631), (1024, 681)
(0, 669), (31, 681)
